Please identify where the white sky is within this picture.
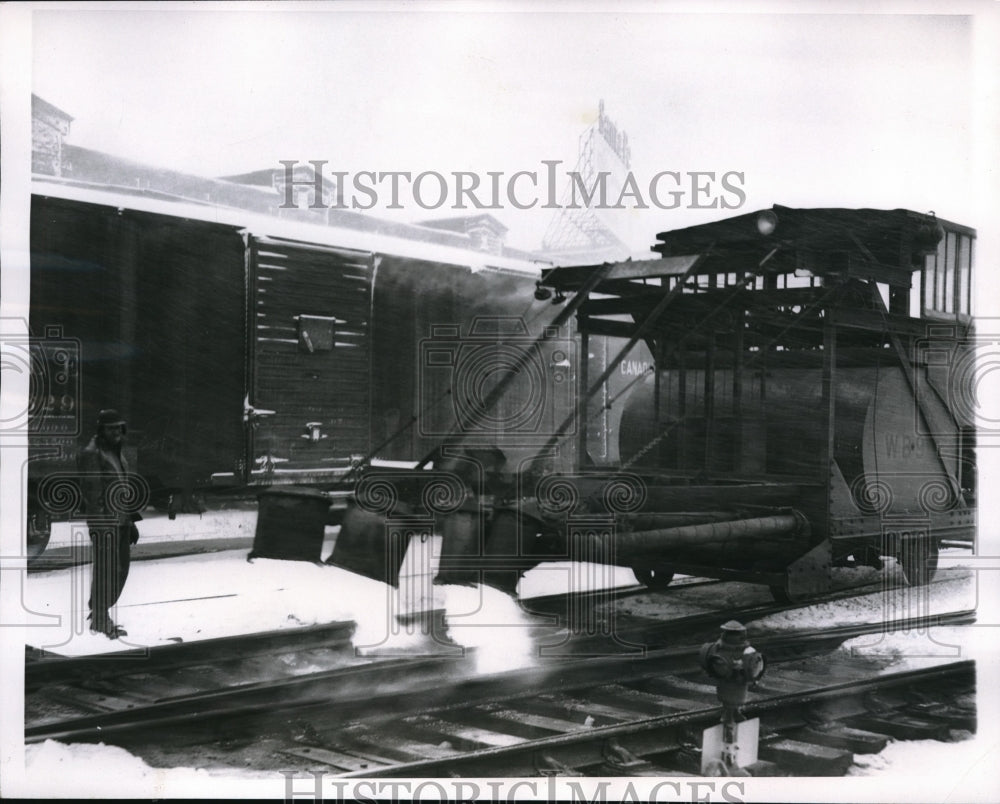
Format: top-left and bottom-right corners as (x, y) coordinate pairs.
(27, 4), (992, 252)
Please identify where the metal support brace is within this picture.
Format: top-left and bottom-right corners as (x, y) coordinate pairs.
(542, 252), (708, 455)
(868, 284), (962, 497)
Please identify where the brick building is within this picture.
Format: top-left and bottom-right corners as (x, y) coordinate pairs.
(31, 94), (73, 177)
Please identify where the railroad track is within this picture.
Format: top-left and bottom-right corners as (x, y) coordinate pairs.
(22, 577), (680, 692)
(211, 614), (977, 778)
(24, 567), (967, 738)
(320, 657), (975, 778)
(22, 571), (898, 734)
(26, 607), (975, 774)
(522, 568), (966, 657)
(25, 618), (359, 691)
(520, 576), (722, 615)
(19, 573), (746, 724)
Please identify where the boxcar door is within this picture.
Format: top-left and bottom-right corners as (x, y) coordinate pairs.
(245, 236), (373, 484)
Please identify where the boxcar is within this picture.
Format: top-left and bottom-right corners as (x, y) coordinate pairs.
(26, 181), (568, 555)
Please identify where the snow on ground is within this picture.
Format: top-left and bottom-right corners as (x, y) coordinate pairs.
(848, 732), (992, 777)
(752, 552), (984, 672)
(837, 625), (973, 669)
(21, 538), (589, 667)
(22, 548), (391, 656)
(23, 740), (275, 798)
(518, 560), (639, 599)
(755, 561), (976, 634)
(46, 508), (257, 550)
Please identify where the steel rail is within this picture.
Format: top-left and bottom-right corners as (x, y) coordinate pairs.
(335, 658), (975, 778)
(525, 571), (967, 655)
(518, 578), (722, 618)
(25, 619), (357, 690)
(25, 607), (975, 746)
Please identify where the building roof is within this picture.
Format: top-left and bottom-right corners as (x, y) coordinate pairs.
(417, 213), (509, 234)
(217, 168), (286, 187)
(31, 94), (74, 123)
(62, 144), (280, 210)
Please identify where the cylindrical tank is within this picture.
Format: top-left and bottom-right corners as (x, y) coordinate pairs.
(611, 512), (806, 566)
(619, 364), (959, 515)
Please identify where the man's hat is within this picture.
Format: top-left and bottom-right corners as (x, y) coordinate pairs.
(97, 409), (127, 427)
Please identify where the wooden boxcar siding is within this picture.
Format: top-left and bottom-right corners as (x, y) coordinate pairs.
(371, 256), (553, 464)
(369, 255), (426, 462)
(248, 237), (373, 471)
(29, 196), (247, 492)
(370, 255), (476, 462)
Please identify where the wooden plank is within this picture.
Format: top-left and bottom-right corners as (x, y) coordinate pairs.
(253, 234), (372, 260)
(255, 266), (369, 283)
(637, 674), (720, 701)
(543, 256), (700, 290)
(463, 708), (583, 741)
(906, 702), (976, 731)
(255, 279), (369, 295)
(112, 673), (213, 703)
(595, 757), (692, 777)
(744, 760), (788, 776)
(752, 671), (838, 696)
(281, 745), (392, 773)
(759, 738), (854, 776)
(581, 286), (826, 317)
(257, 291), (370, 310)
(833, 306), (936, 338)
(476, 706), (587, 735)
(257, 267), (371, 285)
(536, 693), (662, 724)
(342, 726), (462, 762)
(402, 714), (528, 748)
(807, 697), (875, 722)
(847, 713), (952, 742)
(789, 725), (889, 754)
(43, 687), (144, 714)
(587, 684), (699, 715)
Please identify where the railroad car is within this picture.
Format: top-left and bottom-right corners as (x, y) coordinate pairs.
(27, 188), (976, 601)
(329, 205), (977, 601)
(25, 180), (592, 558)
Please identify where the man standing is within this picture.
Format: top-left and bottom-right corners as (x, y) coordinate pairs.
(78, 409), (141, 639)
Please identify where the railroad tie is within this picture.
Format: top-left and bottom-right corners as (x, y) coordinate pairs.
(905, 701), (976, 732)
(339, 726), (463, 763)
(788, 725), (889, 754)
(41, 685), (143, 714)
(597, 740), (691, 777)
(280, 746), (394, 774)
(846, 712), (954, 742)
(758, 738), (854, 776)
(400, 714), (530, 751)
(510, 694), (645, 728)
(585, 684), (695, 716)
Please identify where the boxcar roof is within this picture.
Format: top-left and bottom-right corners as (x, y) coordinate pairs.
(31, 178), (550, 278)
